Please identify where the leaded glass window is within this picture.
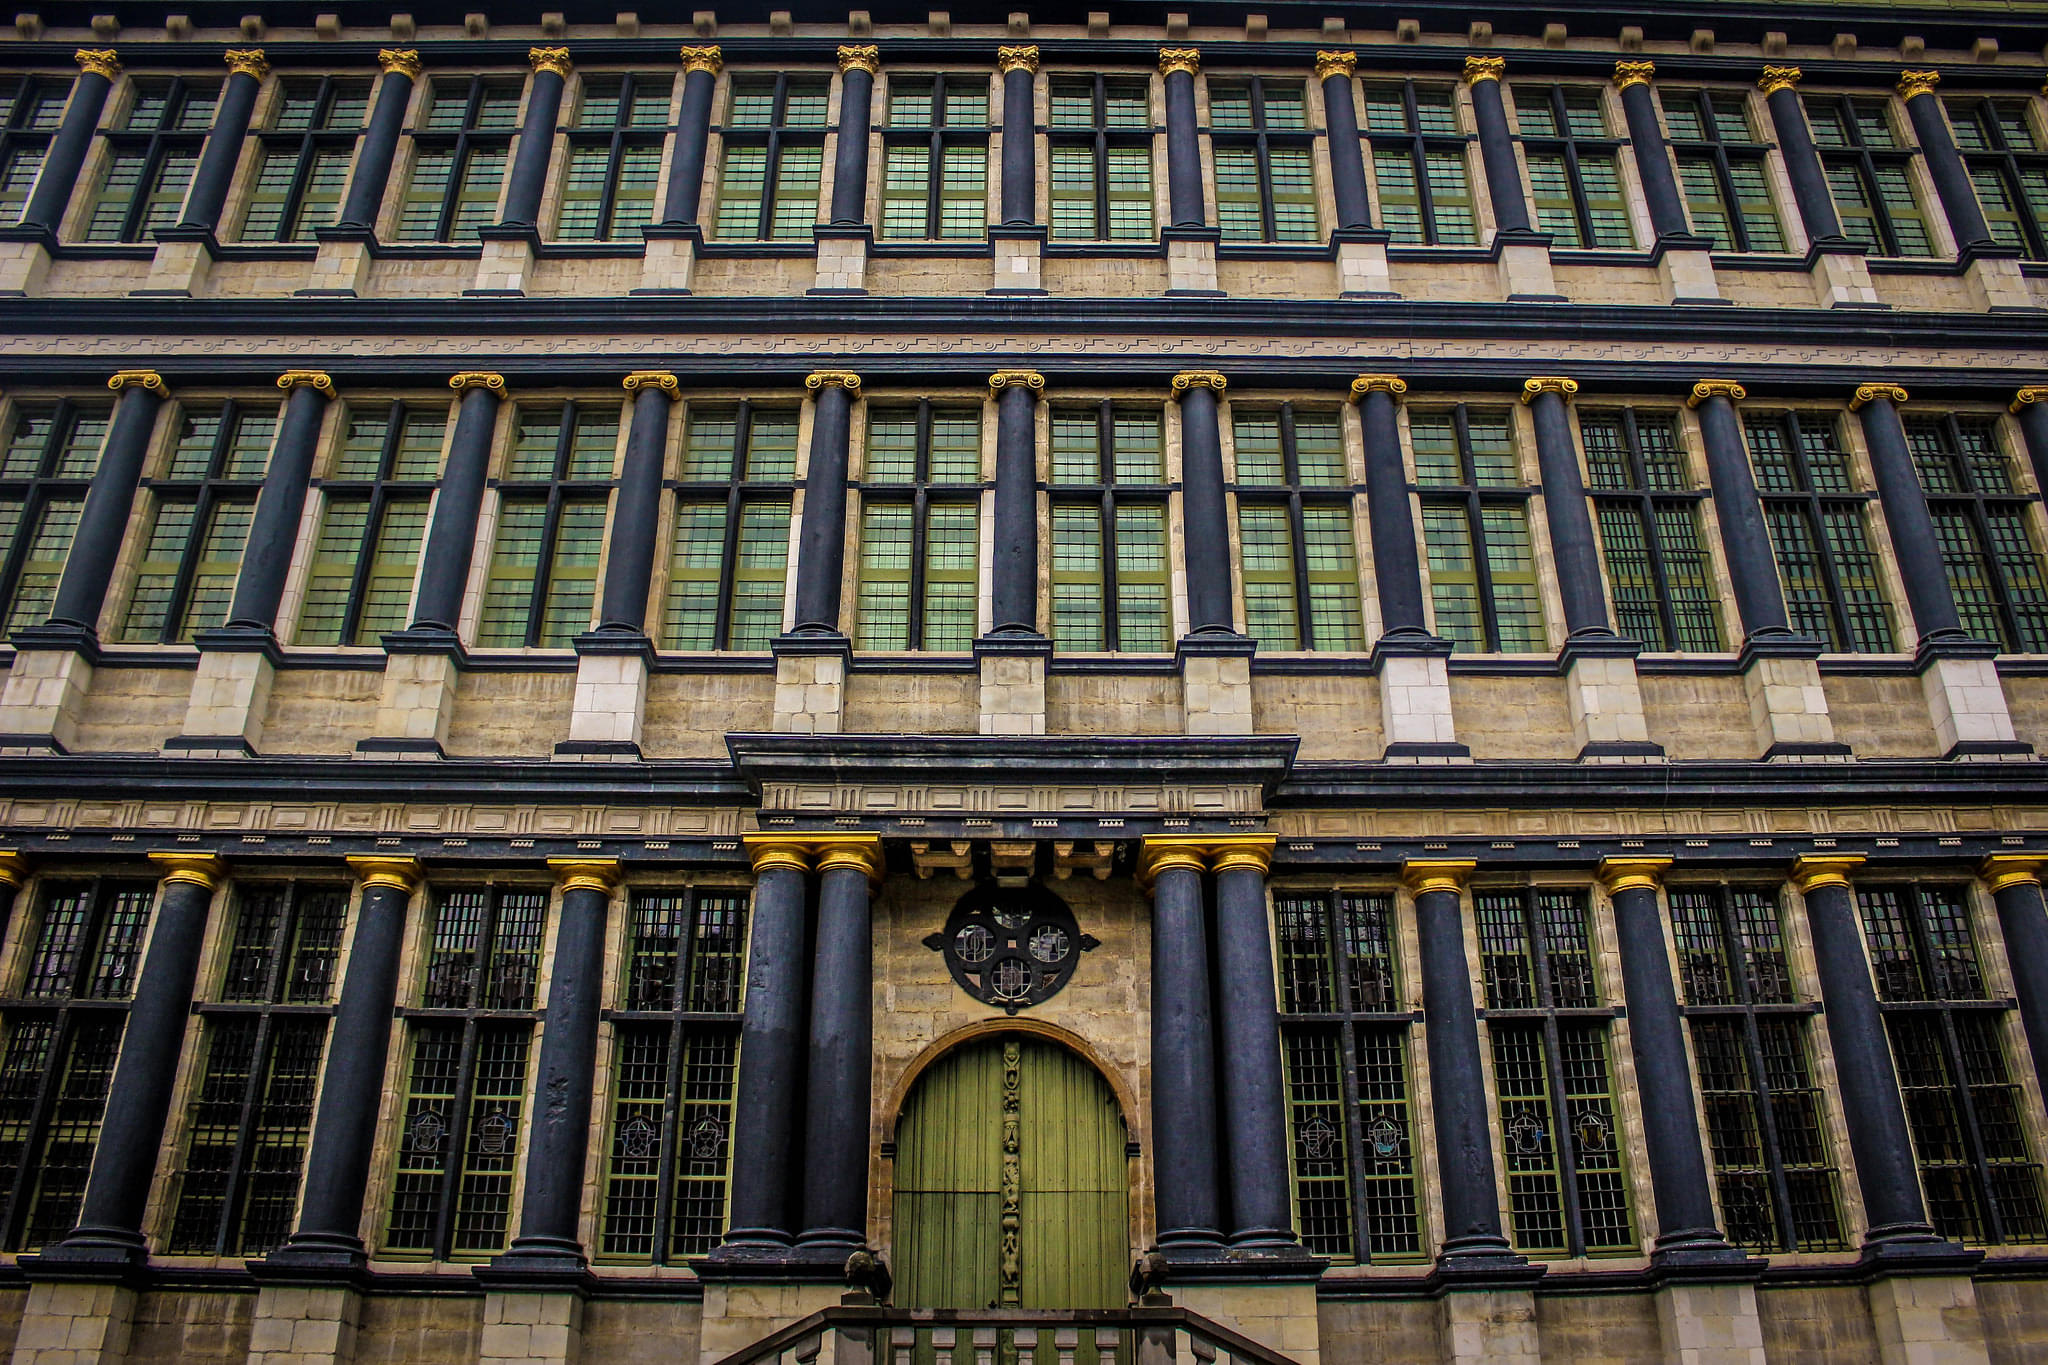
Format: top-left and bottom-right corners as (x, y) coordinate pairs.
(1578, 409), (1723, 651)
(1904, 414), (2048, 654)
(0, 76), (70, 224)
(1660, 89), (1787, 252)
(1804, 94), (1935, 258)
(1411, 407), (1546, 651)
(1361, 81), (1477, 246)
(855, 402), (982, 651)
(395, 76), (519, 242)
(295, 401), (446, 646)
(1230, 406), (1364, 651)
(881, 75), (989, 241)
(664, 403), (796, 650)
(81, 75), (216, 243)
(476, 402), (619, 649)
(1945, 97), (2048, 259)
(1208, 77), (1319, 244)
(1513, 84), (1633, 249)
(1047, 75), (1153, 241)
(1743, 411), (1895, 653)
(237, 76), (370, 243)
(1048, 404), (1170, 652)
(713, 73), (828, 240)
(0, 397), (109, 633)
(555, 73), (672, 241)
(119, 400), (275, 643)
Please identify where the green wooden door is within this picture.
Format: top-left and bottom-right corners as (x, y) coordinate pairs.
(895, 1037), (1128, 1309)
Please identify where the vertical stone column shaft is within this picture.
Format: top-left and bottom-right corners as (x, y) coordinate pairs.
(599, 373), (678, 634)
(47, 372), (167, 635)
(1613, 64), (1689, 240)
(1853, 384), (1964, 641)
(501, 48), (570, 228)
(338, 51), (420, 231)
(720, 843), (813, 1248)
(1690, 382), (1792, 637)
(662, 48), (722, 224)
(1317, 52), (1371, 231)
(1524, 377), (1610, 636)
(1464, 58), (1532, 236)
(1141, 844), (1223, 1247)
(1898, 72), (1994, 250)
(1353, 376), (1427, 634)
(1173, 372), (1233, 634)
(1210, 842), (1298, 1246)
(228, 372), (333, 632)
(798, 839), (881, 1253)
(999, 47), (1037, 226)
(1161, 50), (1204, 228)
(792, 372), (858, 634)
(1760, 68), (1844, 243)
(21, 50), (119, 234)
(180, 51), (268, 232)
(2010, 388), (2048, 508)
(1985, 858), (2048, 1108)
(988, 371), (1043, 635)
(830, 48), (878, 225)
(411, 373), (506, 633)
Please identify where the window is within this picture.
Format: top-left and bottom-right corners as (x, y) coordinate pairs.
(1360, 81), (1477, 246)
(384, 885), (548, 1259)
(1858, 882), (2048, 1244)
(119, 401), (275, 644)
(0, 398), (110, 633)
(598, 888), (749, 1261)
(713, 74), (828, 241)
(296, 402), (446, 647)
(1743, 412), (1896, 653)
(81, 76), (217, 242)
(855, 403), (982, 651)
(1577, 409), (1723, 651)
(1230, 406), (1364, 651)
(1274, 892), (1423, 1263)
(1803, 94), (1936, 258)
(476, 403), (618, 649)
(556, 73), (672, 241)
(395, 76), (520, 242)
(1048, 404), (1170, 652)
(164, 880), (348, 1256)
(881, 75), (989, 240)
(1208, 78), (1319, 243)
(237, 77), (371, 243)
(1945, 97), (2048, 259)
(1475, 887), (1635, 1257)
(1047, 75), (1154, 241)
(1411, 407), (1546, 652)
(1904, 414), (2048, 654)
(0, 877), (158, 1250)
(664, 403), (796, 650)
(1513, 85), (1633, 249)
(0, 76), (71, 223)
(1660, 89), (1786, 252)
(1669, 884), (1846, 1253)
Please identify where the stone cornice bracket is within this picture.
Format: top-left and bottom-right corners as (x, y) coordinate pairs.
(1169, 370), (1227, 399)
(1790, 853), (1866, 895)
(347, 855), (422, 893)
(998, 45), (1039, 75)
(0, 852), (28, 891)
(623, 369), (681, 397)
(529, 46), (573, 78)
(378, 48), (423, 79)
(1597, 856), (1673, 895)
(1401, 858), (1475, 896)
(548, 856), (622, 894)
(1897, 69), (1940, 101)
(149, 851), (227, 890)
(1314, 50), (1357, 81)
(277, 369), (335, 396)
(1686, 379), (1747, 408)
(108, 369), (167, 396)
(1462, 55), (1504, 86)
(450, 371), (507, 395)
(1981, 854), (2046, 893)
(678, 45), (723, 75)
(988, 369), (1045, 395)
(2010, 385), (2048, 414)
(1758, 65), (1801, 96)
(742, 833), (814, 875)
(1349, 374), (1408, 402)
(74, 49), (121, 79)
(1521, 375), (1579, 404)
(839, 44), (881, 75)
(816, 833), (886, 888)
(1850, 382), (1908, 411)
(806, 370), (862, 395)
(1159, 47), (1200, 77)
(225, 49), (270, 80)
(1612, 60), (1655, 91)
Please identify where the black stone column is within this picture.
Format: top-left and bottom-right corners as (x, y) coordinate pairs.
(1898, 71), (1994, 251)
(1174, 372), (1234, 635)
(177, 50), (267, 233)
(1689, 381), (1793, 638)
(1404, 861), (1522, 1270)
(499, 861), (617, 1272)
(1853, 384), (1967, 643)
(1317, 52), (1371, 232)
(661, 47), (722, 225)
(1161, 49), (1204, 228)
(830, 48), (877, 226)
(501, 48), (570, 229)
(408, 372), (505, 636)
(1760, 68), (1845, 244)
(1600, 859), (1742, 1266)
(1524, 377), (1611, 637)
(1352, 375), (1428, 636)
(0, 855), (25, 949)
(269, 857), (420, 1269)
(1211, 842), (1302, 1251)
(1463, 57), (1532, 237)
(716, 841), (814, 1253)
(337, 50), (420, 231)
(41, 371), (167, 638)
(796, 838), (881, 1259)
(38, 854), (222, 1266)
(18, 50), (119, 236)
(790, 372), (857, 635)
(1613, 64), (1689, 241)
(597, 372), (678, 635)
(1985, 859), (2048, 1111)
(226, 372), (333, 634)
(2011, 387), (2048, 504)
(1142, 842), (1223, 1251)
(999, 47), (1036, 226)
(987, 370), (1042, 636)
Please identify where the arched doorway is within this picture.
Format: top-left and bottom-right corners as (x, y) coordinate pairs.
(893, 1035), (1129, 1309)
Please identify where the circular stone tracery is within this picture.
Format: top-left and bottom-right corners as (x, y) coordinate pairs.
(925, 884), (1098, 1014)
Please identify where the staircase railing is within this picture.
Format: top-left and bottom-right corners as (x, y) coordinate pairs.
(710, 1306), (1303, 1365)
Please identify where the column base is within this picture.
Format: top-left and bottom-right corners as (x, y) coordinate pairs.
(1916, 636), (2029, 758)
(1335, 230), (1397, 298)
(9, 1278), (138, 1365)
(1163, 226), (1221, 295)
(174, 627), (280, 754)
(366, 629), (464, 755)
(637, 224), (700, 293)
(247, 1283), (363, 1365)
(771, 632), (849, 733)
(1655, 1278), (1767, 1365)
(1961, 243), (2035, 313)
(1177, 632), (1255, 736)
(477, 1289), (585, 1365)
(562, 633), (650, 755)
(1493, 231), (1563, 302)
(257, 1232), (371, 1278)
(0, 227), (54, 294)
(813, 224), (870, 293)
(1739, 632), (1844, 759)
(1865, 1268), (1992, 1365)
(472, 226), (537, 294)
(1435, 1279), (1541, 1365)
(1561, 635), (1662, 761)
(25, 1224), (150, 1271)
(0, 641), (95, 751)
(1652, 237), (1726, 305)
(990, 225), (1044, 293)
(307, 228), (374, 296)
(1375, 633), (1463, 758)
(1808, 241), (1886, 309)
(140, 226), (219, 296)
(976, 632), (1048, 735)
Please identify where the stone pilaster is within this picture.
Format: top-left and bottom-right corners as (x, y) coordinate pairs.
(1160, 48), (1219, 294)
(475, 47), (570, 295)
(1466, 56), (1558, 302)
(1137, 838), (1225, 1254)
(795, 835), (884, 1262)
(1613, 62), (1722, 305)
(639, 45), (721, 293)
(1172, 371), (1253, 734)
(814, 47), (877, 293)
(992, 46), (1042, 293)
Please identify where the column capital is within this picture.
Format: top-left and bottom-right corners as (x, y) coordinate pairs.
(1462, 55), (1504, 86)
(1170, 370), (1227, 399)
(742, 831), (884, 885)
(1159, 47), (1201, 77)
(149, 851), (226, 890)
(1521, 375), (1579, 404)
(225, 49), (270, 80)
(1613, 60), (1655, 92)
(839, 44), (881, 75)
(1759, 65), (1801, 96)
(1208, 836), (1276, 877)
(378, 48), (423, 79)
(1598, 856), (1673, 895)
(1402, 858), (1475, 895)
(1851, 382), (1908, 411)
(815, 833), (885, 887)
(277, 369), (335, 396)
(74, 48), (120, 79)
(623, 369), (680, 396)
(529, 46), (573, 78)
(107, 369), (167, 397)
(0, 852), (27, 890)
(450, 371), (507, 395)
(1686, 379), (1747, 409)
(1314, 50), (1357, 81)
(346, 854), (422, 893)
(1897, 70), (1941, 101)
(1791, 853), (1867, 894)
(548, 856), (621, 894)
(2011, 385), (2048, 413)
(1982, 854), (2047, 893)
(988, 368), (1045, 395)
(679, 44), (723, 75)
(1136, 836), (1207, 889)
(1349, 374), (1407, 402)
(743, 833), (814, 875)
(806, 370), (862, 395)
(998, 45), (1039, 75)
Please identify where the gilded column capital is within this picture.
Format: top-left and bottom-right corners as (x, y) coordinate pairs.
(623, 370), (680, 396)
(1982, 854), (2047, 893)
(1598, 856), (1673, 895)
(1207, 836), (1276, 877)
(1462, 56), (1504, 86)
(1349, 374), (1408, 402)
(1314, 51), (1357, 82)
(378, 48), (423, 79)
(743, 833), (813, 875)
(805, 370), (862, 395)
(1791, 853), (1867, 895)
(150, 851), (227, 890)
(74, 49), (121, 80)
(1170, 370), (1227, 398)
(529, 46), (573, 79)
(2010, 385), (2048, 414)
(0, 853), (27, 890)
(1402, 859), (1475, 896)
(277, 370), (335, 396)
(1850, 383), (1908, 411)
(1686, 379), (1747, 409)
(450, 371), (507, 395)
(1159, 48), (1200, 78)
(347, 855), (422, 893)
(107, 369), (167, 396)
(1758, 66), (1801, 97)
(839, 44), (881, 75)
(1136, 836), (1207, 890)
(1897, 70), (1940, 101)
(1612, 61), (1655, 92)
(679, 45), (723, 76)
(815, 833), (885, 888)
(1520, 375), (1579, 404)
(225, 49), (270, 81)
(988, 369), (1045, 395)
(998, 45), (1039, 75)
(549, 856), (622, 894)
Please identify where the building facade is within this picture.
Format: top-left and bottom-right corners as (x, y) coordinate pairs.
(0, 1), (2046, 1362)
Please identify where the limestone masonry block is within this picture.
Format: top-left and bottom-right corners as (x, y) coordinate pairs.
(1920, 654), (2020, 754)
(178, 648), (276, 751)
(307, 237), (372, 294)
(1182, 652), (1252, 736)
(141, 237), (213, 296)
(372, 650), (460, 749)
(1496, 240), (1559, 301)
(474, 237), (534, 294)
(772, 650), (846, 734)
(1811, 250), (1883, 309)
(1177, 1282), (1320, 1365)
(696, 1283), (840, 1365)
(567, 650), (649, 748)
(0, 238), (51, 295)
(1380, 652), (1458, 748)
(1565, 653), (1653, 753)
(1337, 239), (1394, 296)
(992, 235), (1040, 292)
(978, 651), (1047, 735)
(12, 1279), (137, 1365)
(1964, 253), (2032, 313)
(1656, 1280), (1768, 1365)
(1865, 1273), (1991, 1365)
(1440, 1289), (1540, 1365)
(639, 233), (698, 292)
(478, 1291), (583, 1365)
(1744, 652), (1840, 754)
(1167, 236), (1219, 294)
(248, 1284), (362, 1365)
(0, 648), (94, 750)
(814, 235), (868, 293)
(1658, 247), (1722, 304)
